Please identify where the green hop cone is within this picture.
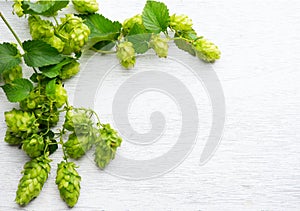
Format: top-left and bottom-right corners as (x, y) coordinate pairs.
(64, 133), (94, 159)
(28, 15), (55, 40)
(12, 0), (24, 17)
(58, 14), (90, 54)
(150, 35), (169, 58)
(94, 124), (122, 169)
(49, 83), (67, 108)
(63, 109), (94, 135)
(20, 87), (44, 110)
(60, 60), (80, 80)
(170, 14), (193, 31)
(15, 155), (51, 206)
(4, 130), (23, 145)
(116, 41), (136, 69)
(193, 38), (221, 62)
(122, 14), (143, 35)
(22, 134), (45, 158)
(56, 161), (81, 207)
(5, 109), (39, 134)
(2, 65), (22, 84)
(72, 0), (99, 14)
(44, 35), (65, 53)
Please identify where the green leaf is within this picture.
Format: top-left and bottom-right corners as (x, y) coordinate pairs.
(82, 14), (122, 49)
(142, 0), (170, 33)
(174, 38), (195, 56)
(22, 0), (69, 17)
(92, 41), (116, 51)
(127, 24), (151, 54)
(1, 78), (33, 102)
(0, 43), (22, 74)
(40, 57), (74, 78)
(45, 79), (56, 97)
(23, 40), (64, 67)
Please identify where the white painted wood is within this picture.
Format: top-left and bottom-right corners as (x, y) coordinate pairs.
(1, 0), (300, 210)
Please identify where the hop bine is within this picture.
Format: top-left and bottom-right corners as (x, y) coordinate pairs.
(15, 155), (52, 206)
(56, 161), (81, 207)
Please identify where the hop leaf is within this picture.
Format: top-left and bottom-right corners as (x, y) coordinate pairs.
(5, 109), (39, 135)
(94, 124), (122, 169)
(72, 0), (99, 14)
(15, 155), (51, 206)
(169, 14), (193, 31)
(58, 14), (90, 54)
(193, 38), (221, 62)
(2, 65), (22, 84)
(56, 161), (81, 207)
(64, 133), (94, 159)
(116, 41), (136, 69)
(22, 134), (46, 158)
(150, 34), (169, 58)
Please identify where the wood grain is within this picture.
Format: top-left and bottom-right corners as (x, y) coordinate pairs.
(1, 0), (300, 210)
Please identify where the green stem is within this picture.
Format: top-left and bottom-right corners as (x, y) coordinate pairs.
(0, 12), (23, 49)
(59, 129), (69, 162)
(91, 48), (117, 54)
(53, 16), (59, 26)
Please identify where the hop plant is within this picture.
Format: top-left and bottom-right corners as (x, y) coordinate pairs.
(72, 0), (99, 14)
(2, 65), (22, 84)
(94, 124), (122, 169)
(15, 155), (51, 206)
(60, 60), (80, 80)
(58, 14), (90, 54)
(170, 14), (193, 31)
(150, 35), (169, 58)
(64, 133), (94, 159)
(4, 130), (22, 145)
(56, 161), (81, 207)
(28, 15), (55, 40)
(122, 14), (143, 35)
(12, 0), (24, 17)
(22, 134), (46, 158)
(193, 38), (221, 62)
(5, 109), (39, 135)
(116, 41), (136, 69)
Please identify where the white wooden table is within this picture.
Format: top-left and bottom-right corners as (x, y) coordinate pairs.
(1, 0), (300, 210)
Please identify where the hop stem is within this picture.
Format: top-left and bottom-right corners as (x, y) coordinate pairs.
(0, 12), (23, 49)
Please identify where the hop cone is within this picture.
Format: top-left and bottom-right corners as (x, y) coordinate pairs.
(116, 41), (136, 69)
(2, 65), (22, 84)
(170, 14), (193, 31)
(5, 109), (39, 134)
(44, 35), (65, 53)
(12, 0), (24, 17)
(150, 35), (169, 58)
(20, 87), (45, 110)
(60, 60), (80, 80)
(53, 84), (68, 108)
(122, 14), (143, 35)
(59, 14), (90, 54)
(15, 155), (51, 206)
(94, 124), (122, 169)
(4, 130), (22, 145)
(72, 0), (99, 14)
(64, 133), (94, 159)
(28, 15), (55, 40)
(22, 134), (45, 158)
(193, 38), (221, 62)
(56, 161), (81, 207)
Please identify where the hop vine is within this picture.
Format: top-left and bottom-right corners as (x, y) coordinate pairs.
(0, 0), (221, 208)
